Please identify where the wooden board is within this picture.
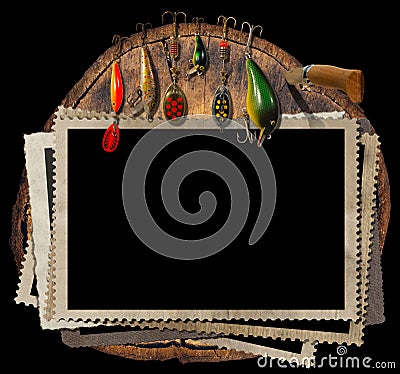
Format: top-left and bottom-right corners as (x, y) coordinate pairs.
(10, 22), (391, 364)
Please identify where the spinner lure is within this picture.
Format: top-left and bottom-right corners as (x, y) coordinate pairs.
(211, 16), (236, 126)
(128, 23), (158, 122)
(240, 22), (281, 146)
(186, 17), (209, 79)
(162, 11), (188, 121)
(102, 35), (126, 152)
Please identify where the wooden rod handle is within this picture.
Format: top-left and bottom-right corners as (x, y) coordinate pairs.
(284, 64), (364, 104)
(307, 65), (364, 104)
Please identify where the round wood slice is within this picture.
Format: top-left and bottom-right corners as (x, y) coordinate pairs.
(10, 22), (391, 364)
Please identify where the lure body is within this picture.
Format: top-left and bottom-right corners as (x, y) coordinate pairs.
(212, 85), (232, 124)
(163, 83), (187, 120)
(102, 123), (120, 152)
(187, 35), (208, 77)
(245, 58), (281, 137)
(193, 35), (208, 72)
(110, 61), (123, 113)
(132, 45), (158, 120)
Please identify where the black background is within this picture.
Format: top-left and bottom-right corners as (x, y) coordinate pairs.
(2, 1), (398, 371)
(67, 129), (344, 310)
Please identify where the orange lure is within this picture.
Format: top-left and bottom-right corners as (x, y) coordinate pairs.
(110, 61), (123, 113)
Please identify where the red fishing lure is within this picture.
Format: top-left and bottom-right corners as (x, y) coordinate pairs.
(102, 123), (120, 153)
(103, 36), (126, 153)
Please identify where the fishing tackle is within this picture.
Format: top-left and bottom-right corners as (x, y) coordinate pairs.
(161, 11), (188, 121)
(103, 34), (127, 152)
(102, 123), (120, 152)
(237, 107), (257, 145)
(162, 11), (185, 61)
(211, 15), (236, 127)
(128, 23), (158, 122)
(186, 17), (209, 79)
(241, 22), (281, 146)
(110, 60), (123, 114)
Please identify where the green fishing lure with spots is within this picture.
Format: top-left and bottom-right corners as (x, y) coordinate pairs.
(245, 57), (281, 138)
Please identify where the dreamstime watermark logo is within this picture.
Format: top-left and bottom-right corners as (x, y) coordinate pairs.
(122, 115), (276, 260)
(257, 345), (396, 369)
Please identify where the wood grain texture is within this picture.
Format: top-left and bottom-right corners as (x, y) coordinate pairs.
(94, 340), (256, 364)
(10, 22), (391, 363)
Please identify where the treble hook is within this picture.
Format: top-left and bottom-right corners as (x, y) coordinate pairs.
(162, 11), (187, 39)
(192, 16), (205, 34)
(236, 108), (270, 147)
(217, 15), (236, 40)
(237, 108), (256, 144)
(136, 22), (152, 46)
(241, 22), (263, 58)
(111, 34), (128, 60)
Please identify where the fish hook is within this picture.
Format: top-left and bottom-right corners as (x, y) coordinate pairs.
(237, 108), (256, 144)
(192, 16), (205, 35)
(241, 22), (263, 58)
(136, 22), (152, 46)
(162, 11), (187, 39)
(111, 34), (129, 61)
(217, 15), (237, 40)
(236, 108), (270, 147)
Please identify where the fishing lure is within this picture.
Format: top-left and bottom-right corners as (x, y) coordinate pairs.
(110, 60), (123, 113)
(240, 22), (281, 146)
(129, 23), (158, 122)
(103, 35), (126, 152)
(211, 16), (236, 126)
(186, 17), (208, 79)
(246, 57), (281, 140)
(102, 123), (120, 153)
(162, 11), (188, 121)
